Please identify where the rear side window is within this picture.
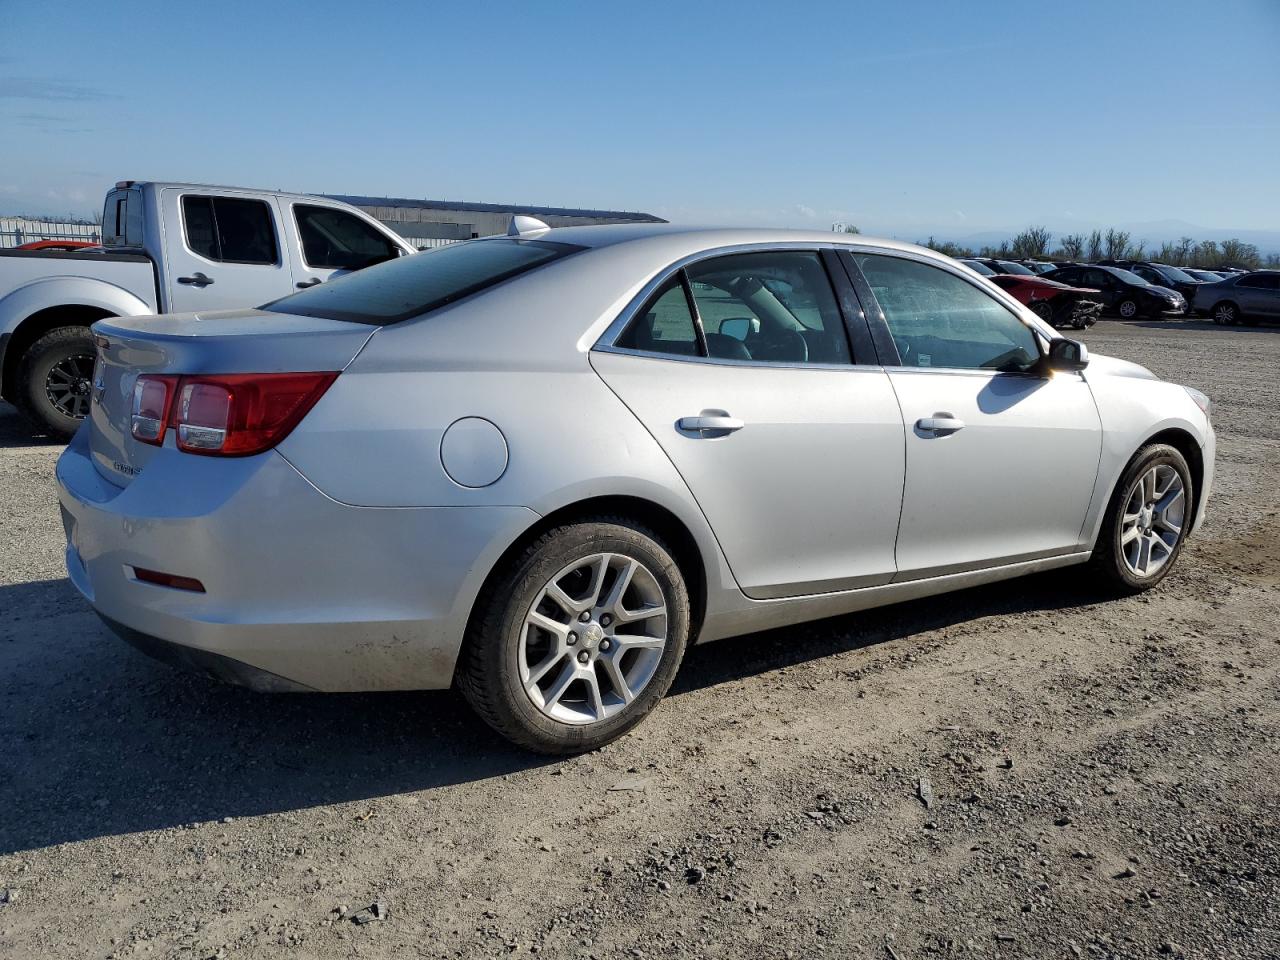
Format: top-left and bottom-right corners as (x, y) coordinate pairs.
(615, 275), (700, 355)
(294, 204), (399, 270)
(182, 196), (279, 265)
(265, 237), (583, 325)
(1237, 274), (1279, 289)
(856, 254), (1040, 372)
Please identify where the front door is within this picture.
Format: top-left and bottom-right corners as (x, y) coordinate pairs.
(849, 251), (1103, 579)
(161, 188), (295, 312)
(592, 249), (905, 599)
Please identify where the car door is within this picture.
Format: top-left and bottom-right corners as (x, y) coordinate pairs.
(161, 188), (294, 311)
(284, 202), (405, 290)
(1236, 273), (1280, 318)
(846, 251), (1102, 580)
(1082, 267), (1120, 310)
(591, 247), (905, 599)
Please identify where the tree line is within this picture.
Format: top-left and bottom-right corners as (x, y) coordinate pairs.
(912, 226), (1278, 270)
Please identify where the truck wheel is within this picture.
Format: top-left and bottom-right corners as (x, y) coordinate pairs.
(14, 326), (97, 439)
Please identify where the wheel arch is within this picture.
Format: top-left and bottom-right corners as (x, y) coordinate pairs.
(1145, 427), (1205, 525)
(1, 303), (116, 403)
(458, 494), (710, 683)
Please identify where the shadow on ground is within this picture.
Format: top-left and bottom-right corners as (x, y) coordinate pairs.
(0, 568), (1111, 855)
(0, 401), (64, 449)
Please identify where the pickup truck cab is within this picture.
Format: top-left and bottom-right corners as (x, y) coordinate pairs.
(0, 181), (414, 436)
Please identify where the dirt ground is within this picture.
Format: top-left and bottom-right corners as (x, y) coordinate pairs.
(1, 318), (1277, 960)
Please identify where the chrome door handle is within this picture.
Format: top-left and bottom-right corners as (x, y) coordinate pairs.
(678, 411), (744, 437)
(916, 413), (965, 435)
(177, 272), (214, 287)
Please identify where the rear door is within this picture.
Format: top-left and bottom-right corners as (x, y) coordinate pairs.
(160, 188), (294, 311)
(847, 251), (1102, 579)
(1236, 273), (1280, 318)
(592, 247), (905, 599)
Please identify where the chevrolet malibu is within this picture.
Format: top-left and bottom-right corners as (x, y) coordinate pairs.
(57, 224), (1215, 753)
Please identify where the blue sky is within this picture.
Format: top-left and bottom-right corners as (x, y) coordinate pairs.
(3, 0), (1278, 241)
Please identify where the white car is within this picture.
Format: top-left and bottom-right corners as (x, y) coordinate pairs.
(57, 222), (1215, 753)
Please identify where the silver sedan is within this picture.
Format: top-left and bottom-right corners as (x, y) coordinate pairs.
(57, 223), (1215, 753)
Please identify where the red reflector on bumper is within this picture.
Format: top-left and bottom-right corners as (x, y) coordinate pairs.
(132, 567), (206, 593)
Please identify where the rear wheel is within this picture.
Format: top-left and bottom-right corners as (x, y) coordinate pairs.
(14, 326), (96, 439)
(1088, 444), (1193, 593)
(458, 518), (690, 754)
(1212, 301), (1239, 326)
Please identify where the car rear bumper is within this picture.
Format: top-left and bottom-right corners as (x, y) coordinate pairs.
(57, 427), (537, 692)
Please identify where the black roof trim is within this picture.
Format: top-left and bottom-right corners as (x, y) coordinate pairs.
(323, 194), (666, 223)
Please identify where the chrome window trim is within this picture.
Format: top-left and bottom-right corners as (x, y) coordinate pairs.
(592, 241), (863, 367)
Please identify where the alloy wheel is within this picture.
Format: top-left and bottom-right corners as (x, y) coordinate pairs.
(519, 552), (668, 725)
(1118, 300), (1138, 319)
(1119, 464), (1186, 578)
(1214, 303), (1236, 325)
(44, 353), (95, 419)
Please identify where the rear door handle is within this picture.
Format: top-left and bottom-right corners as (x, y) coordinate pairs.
(296, 278), (322, 289)
(177, 272), (214, 287)
(678, 411), (745, 438)
(916, 413), (965, 435)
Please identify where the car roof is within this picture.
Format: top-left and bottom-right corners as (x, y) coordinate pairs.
(499, 222), (935, 257)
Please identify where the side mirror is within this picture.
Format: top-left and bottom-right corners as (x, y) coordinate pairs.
(1045, 337), (1089, 372)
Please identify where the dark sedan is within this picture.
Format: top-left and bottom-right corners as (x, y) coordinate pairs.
(1044, 265), (1186, 319)
(1098, 260), (1203, 305)
(1191, 270), (1280, 325)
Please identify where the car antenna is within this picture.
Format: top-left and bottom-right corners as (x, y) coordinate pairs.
(507, 215), (551, 237)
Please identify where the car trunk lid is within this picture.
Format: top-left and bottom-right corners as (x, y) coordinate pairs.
(89, 308), (376, 487)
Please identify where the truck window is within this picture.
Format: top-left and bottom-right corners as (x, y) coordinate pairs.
(294, 204), (399, 270)
(181, 195), (279, 265)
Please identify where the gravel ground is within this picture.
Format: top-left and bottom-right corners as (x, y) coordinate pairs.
(2, 319), (1277, 960)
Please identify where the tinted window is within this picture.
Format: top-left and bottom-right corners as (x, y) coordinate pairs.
(294, 204), (399, 270)
(615, 276), (700, 356)
(961, 259), (996, 276)
(1238, 273), (1280, 290)
(266, 237), (582, 325)
(856, 254), (1040, 372)
(182, 195), (278, 265)
(686, 251), (850, 364)
(996, 261), (1036, 276)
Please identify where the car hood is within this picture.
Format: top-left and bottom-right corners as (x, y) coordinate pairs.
(1144, 284), (1181, 299)
(1084, 352), (1158, 381)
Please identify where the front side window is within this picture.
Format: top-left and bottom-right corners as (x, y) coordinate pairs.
(855, 254), (1041, 372)
(182, 195), (278, 265)
(294, 204), (399, 270)
(266, 237), (582, 325)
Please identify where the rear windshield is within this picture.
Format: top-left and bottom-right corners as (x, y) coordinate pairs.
(264, 237), (584, 324)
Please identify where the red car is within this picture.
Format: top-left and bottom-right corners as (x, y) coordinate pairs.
(14, 239), (97, 252)
(987, 273), (1102, 329)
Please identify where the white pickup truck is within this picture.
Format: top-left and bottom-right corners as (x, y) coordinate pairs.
(0, 181), (414, 436)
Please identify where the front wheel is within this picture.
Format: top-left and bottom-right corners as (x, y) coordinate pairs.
(14, 326), (97, 439)
(1116, 298), (1139, 320)
(458, 518), (690, 754)
(1030, 301), (1055, 324)
(1088, 444), (1193, 593)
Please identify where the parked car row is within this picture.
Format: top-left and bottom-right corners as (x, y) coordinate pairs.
(960, 256), (1279, 326)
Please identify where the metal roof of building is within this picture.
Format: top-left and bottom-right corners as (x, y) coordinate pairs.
(324, 194), (666, 223)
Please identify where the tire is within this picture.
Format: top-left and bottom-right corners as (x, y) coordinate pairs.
(1116, 298), (1139, 320)
(1088, 444), (1193, 593)
(13, 326), (97, 439)
(457, 517), (691, 754)
(1030, 301), (1055, 324)
(1212, 301), (1239, 326)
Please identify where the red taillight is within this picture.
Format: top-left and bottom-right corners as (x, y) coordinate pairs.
(131, 372), (337, 456)
(132, 375), (179, 445)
